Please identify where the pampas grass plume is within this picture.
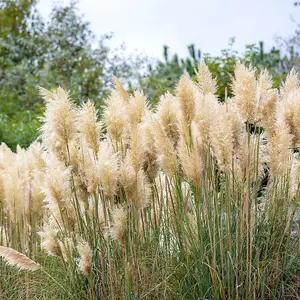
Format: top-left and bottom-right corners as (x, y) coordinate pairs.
(196, 62), (217, 95)
(176, 73), (196, 125)
(98, 141), (120, 196)
(0, 246), (40, 271)
(156, 92), (179, 146)
(77, 101), (102, 154)
(110, 206), (126, 243)
(77, 241), (93, 276)
(113, 76), (130, 102)
(232, 63), (257, 122)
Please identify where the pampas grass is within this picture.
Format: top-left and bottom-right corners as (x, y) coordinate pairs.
(0, 246), (40, 271)
(0, 62), (299, 299)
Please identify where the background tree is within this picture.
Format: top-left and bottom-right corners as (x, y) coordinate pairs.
(0, 0), (144, 149)
(139, 38), (294, 102)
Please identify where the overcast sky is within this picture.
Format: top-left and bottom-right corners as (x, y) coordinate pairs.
(37, 0), (300, 59)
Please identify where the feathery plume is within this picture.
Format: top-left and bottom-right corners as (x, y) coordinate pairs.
(196, 62), (217, 95)
(98, 140), (120, 196)
(0, 172), (4, 209)
(225, 99), (244, 152)
(40, 87), (77, 161)
(278, 86), (300, 146)
(43, 160), (75, 228)
(28, 142), (47, 171)
(119, 155), (137, 195)
(156, 92), (179, 146)
(77, 241), (93, 276)
(290, 156), (300, 198)
(256, 70), (278, 134)
(280, 69), (298, 99)
(113, 76), (130, 102)
(135, 169), (152, 209)
(210, 104), (234, 171)
(193, 93), (219, 144)
(0, 142), (15, 169)
(127, 91), (149, 126)
(127, 125), (145, 173)
(0, 246), (40, 271)
(140, 113), (159, 178)
(103, 91), (129, 143)
(119, 156), (151, 208)
(3, 165), (26, 221)
(232, 64), (257, 122)
(110, 205), (126, 243)
(78, 144), (99, 194)
(268, 121), (293, 177)
(178, 139), (202, 186)
(38, 223), (60, 256)
(140, 112), (156, 156)
(77, 101), (102, 154)
(39, 87), (55, 102)
(152, 119), (178, 176)
(176, 73), (196, 125)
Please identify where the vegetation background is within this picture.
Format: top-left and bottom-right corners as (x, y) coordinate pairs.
(0, 0), (300, 150)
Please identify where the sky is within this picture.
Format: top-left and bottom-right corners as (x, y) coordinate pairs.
(37, 0), (300, 59)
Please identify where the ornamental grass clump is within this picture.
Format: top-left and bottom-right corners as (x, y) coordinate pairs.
(0, 63), (299, 299)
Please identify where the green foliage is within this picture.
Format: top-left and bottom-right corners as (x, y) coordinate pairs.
(140, 39), (295, 102)
(0, 0), (143, 150)
(0, 111), (40, 150)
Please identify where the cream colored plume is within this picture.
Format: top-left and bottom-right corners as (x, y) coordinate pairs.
(127, 125), (145, 173)
(178, 139), (202, 186)
(98, 140), (120, 196)
(77, 241), (93, 276)
(156, 92), (179, 146)
(280, 69), (299, 98)
(151, 118), (178, 176)
(110, 205), (126, 243)
(78, 144), (99, 194)
(38, 222), (60, 257)
(127, 90), (149, 126)
(210, 104), (234, 171)
(140, 113), (159, 178)
(119, 156), (151, 208)
(140, 112), (157, 156)
(40, 87), (77, 161)
(176, 73), (196, 125)
(77, 101), (102, 154)
(42, 160), (75, 227)
(225, 99), (244, 152)
(290, 156), (300, 198)
(0, 142), (15, 169)
(278, 84), (300, 146)
(196, 62), (217, 95)
(268, 121), (293, 177)
(103, 90), (129, 143)
(232, 63), (257, 122)
(256, 70), (278, 134)
(193, 93), (219, 144)
(113, 76), (130, 102)
(0, 246), (40, 271)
